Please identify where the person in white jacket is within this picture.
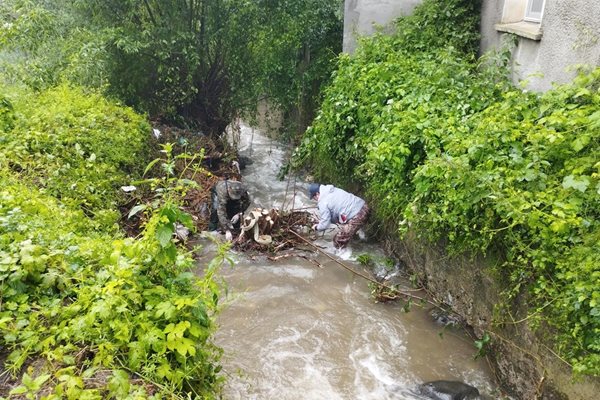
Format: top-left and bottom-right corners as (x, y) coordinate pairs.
(309, 183), (370, 248)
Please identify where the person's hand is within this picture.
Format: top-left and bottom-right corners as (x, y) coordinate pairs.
(225, 230), (233, 241)
(231, 213), (241, 224)
(311, 224), (318, 231)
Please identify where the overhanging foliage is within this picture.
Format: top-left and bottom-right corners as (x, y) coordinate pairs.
(0, 0), (343, 137)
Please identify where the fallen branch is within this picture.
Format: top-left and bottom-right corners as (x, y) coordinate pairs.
(233, 209), (314, 252)
(288, 230), (441, 308)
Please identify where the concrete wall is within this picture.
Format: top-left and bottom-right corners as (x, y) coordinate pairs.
(481, 0), (600, 91)
(343, 0), (422, 53)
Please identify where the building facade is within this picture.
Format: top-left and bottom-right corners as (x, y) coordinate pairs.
(481, 0), (600, 91)
(343, 0), (600, 91)
(343, 0), (421, 54)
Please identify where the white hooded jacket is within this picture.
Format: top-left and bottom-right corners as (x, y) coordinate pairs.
(315, 184), (365, 231)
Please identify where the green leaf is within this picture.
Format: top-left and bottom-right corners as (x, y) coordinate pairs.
(143, 328), (166, 353)
(550, 220), (568, 233)
(161, 162), (175, 176)
(156, 363), (172, 379)
(157, 244), (177, 264)
(571, 134), (590, 152)
(22, 373), (34, 388)
(9, 386), (28, 395)
(588, 110), (600, 128)
(143, 158), (161, 176)
(155, 301), (176, 320)
(155, 224), (173, 247)
(193, 304), (209, 327)
(179, 178), (199, 187)
(178, 212), (194, 230)
(168, 337), (196, 357)
(562, 175), (590, 193)
(164, 320), (191, 340)
(174, 296), (196, 309)
(108, 370), (130, 398)
(160, 205), (178, 223)
(127, 204), (147, 219)
(127, 341), (145, 370)
(33, 374), (51, 388)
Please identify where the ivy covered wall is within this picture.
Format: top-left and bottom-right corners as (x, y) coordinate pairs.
(344, 0), (600, 92)
(299, 0), (600, 397)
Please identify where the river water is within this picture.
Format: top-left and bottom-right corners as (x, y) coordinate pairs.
(202, 124), (499, 399)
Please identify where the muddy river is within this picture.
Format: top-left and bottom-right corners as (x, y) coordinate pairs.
(199, 124), (499, 399)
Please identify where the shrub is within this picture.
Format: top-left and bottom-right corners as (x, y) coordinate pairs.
(1, 83), (226, 397)
(0, 83), (151, 224)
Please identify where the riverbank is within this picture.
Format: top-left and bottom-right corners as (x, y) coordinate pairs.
(289, 2), (600, 396)
(0, 85), (231, 398)
(382, 231), (600, 399)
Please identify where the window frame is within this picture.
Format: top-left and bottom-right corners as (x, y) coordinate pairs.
(524, 0), (546, 23)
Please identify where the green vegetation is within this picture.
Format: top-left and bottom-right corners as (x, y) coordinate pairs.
(254, 0), (344, 138)
(2, 0), (596, 392)
(0, 85), (227, 398)
(0, 0), (342, 137)
(1, 1), (345, 397)
(1, 84), (149, 220)
(293, 0), (600, 376)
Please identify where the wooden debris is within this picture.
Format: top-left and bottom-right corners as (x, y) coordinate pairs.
(118, 122), (317, 254)
(233, 208), (314, 253)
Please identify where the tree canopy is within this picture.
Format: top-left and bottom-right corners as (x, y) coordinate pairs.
(0, 0), (343, 137)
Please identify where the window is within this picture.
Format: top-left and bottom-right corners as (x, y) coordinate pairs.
(524, 0), (545, 23)
(495, 0), (545, 40)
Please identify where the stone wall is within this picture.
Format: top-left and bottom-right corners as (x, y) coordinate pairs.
(382, 231), (600, 399)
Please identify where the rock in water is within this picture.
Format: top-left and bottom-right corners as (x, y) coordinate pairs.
(418, 380), (480, 400)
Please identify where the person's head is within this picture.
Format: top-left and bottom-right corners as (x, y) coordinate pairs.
(308, 183), (320, 200)
(227, 180), (244, 200)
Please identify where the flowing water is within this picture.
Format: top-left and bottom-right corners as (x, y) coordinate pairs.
(201, 124), (499, 399)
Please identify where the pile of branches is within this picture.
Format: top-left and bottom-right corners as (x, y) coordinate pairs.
(233, 208), (315, 253)
(117, 122), (317, 254)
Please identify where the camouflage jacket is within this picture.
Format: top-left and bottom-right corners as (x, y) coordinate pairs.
(214, 180), (251, 231)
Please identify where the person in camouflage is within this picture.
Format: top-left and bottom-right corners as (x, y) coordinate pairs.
(209, 180), (251, 235)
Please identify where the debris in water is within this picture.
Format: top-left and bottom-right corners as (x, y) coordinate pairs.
(233, 208), (314, 253)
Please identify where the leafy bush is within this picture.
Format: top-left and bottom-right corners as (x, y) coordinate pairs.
(0, 83), (226, 398)
(0, 83), (151, 225)
(293, 0), (600, 375)
(0, 93), (14, 131)
(1, 172), (224, 398)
